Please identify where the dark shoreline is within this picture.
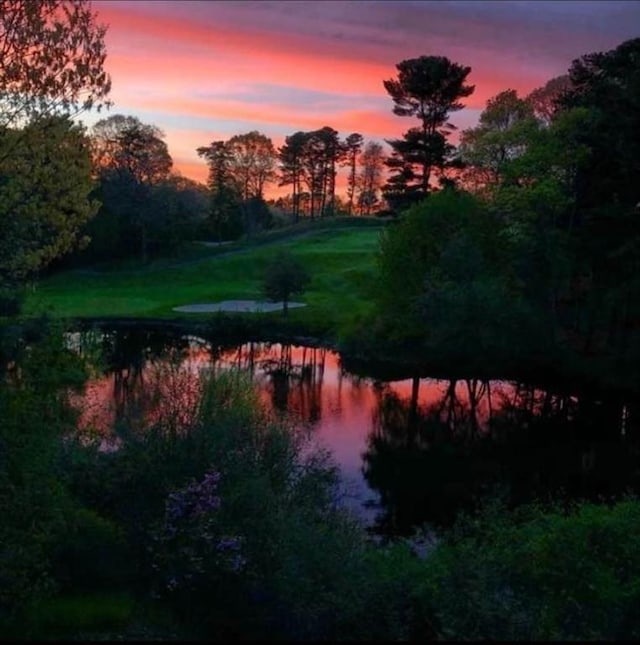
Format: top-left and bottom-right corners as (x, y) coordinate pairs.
(61, 315), (640, 399)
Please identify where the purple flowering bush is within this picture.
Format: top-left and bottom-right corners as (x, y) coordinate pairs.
(151, 469), (246, 603)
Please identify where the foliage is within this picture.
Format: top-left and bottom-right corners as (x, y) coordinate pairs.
(357, 140), (386, 215)
(377, 190), (505, 344)
(383, 55), (474, 205)
(0, 0), (111, 131)
(525, 74), (571, 125)
(150, 469), (247, 627)
(278, 131), (308, 222)
(553, 39), (640, 361)
(197, 132), (277, 240)
(459, 89), (539, 192)
(31, 592), (133, 639)
(51, 508), (130, 593)
(0, 319), (88, 629)
(197, 139), (244, 240)
(425, 498), (640, 640)
(560, 37), (640, 210)
(225, 131), (277, 200)
(278, 127), (347, 220)
(343, 132), (364, 216)
(0, 1), (110, 291)
(92, 114), (173, 185)
(82, 172), (207, 264)
(63, 369), (414, 639)
(89, 114), (174, 262)
(263, 250), (311, 315)
(0, 283), (24, 317)
(375, 41), (640, 365)
(0, 116), (97, 287)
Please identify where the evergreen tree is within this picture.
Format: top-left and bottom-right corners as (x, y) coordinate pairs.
(382, 56), (474, 209)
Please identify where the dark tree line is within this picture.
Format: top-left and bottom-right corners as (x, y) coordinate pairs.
(374, 38), (640, 381)
(197, 126), (386, 236)
(67, 114), (208, 266)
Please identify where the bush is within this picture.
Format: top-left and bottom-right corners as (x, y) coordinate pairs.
(0, 285), (23, 317)
(51, 508), (131, 593)
(0, 321), (88, 631)
(65, 367), (436, 640)
(29, 592), (134, 639)
(424, 497), (640, 640)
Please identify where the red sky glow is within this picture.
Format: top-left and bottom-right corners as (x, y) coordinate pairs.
(87, 0), (640, 189)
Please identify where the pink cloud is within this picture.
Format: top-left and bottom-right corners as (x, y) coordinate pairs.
(89, 0), (638, 190)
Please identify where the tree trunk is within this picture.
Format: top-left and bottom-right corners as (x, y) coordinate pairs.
(422, 121), (430, 194)
(348, 155), (356, 216)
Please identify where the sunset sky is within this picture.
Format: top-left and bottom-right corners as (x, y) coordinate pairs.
(89, 0), (640, 189)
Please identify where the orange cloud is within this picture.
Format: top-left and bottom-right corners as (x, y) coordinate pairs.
(98, 3), (393, 98)
(172, 158), (208, 185)
(92, 0), (635, 190)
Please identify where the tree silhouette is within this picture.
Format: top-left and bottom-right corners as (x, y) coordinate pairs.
(279, 127), (345, 220)
(199, 133), (276, 238)
(226, 131), (277, 201)
(343, 133), (364, 216)
(525, 75), (571, 125)
(279, 131), (308, 222)
(0, 0), (111, 133)
(197, 140), (243, 241)
(357, 141), (385, 215)
(92, 115), (173, 261)
(383, 55), (474, 207)
(263, 251), (310, 316)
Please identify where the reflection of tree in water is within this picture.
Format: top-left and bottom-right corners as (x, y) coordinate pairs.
(207, 342), (329, 423)
(258, 344), (327, 423)
(109, 330), (194, 437)
(76, 336), (333, 441)
(365, 378), (499, 536)
(223, 341), (260, 375)
(493, 384), (640, 504)
(77, 328), (204, 439)
(364, 378), (640, 537)
(73, 330), (640, 538)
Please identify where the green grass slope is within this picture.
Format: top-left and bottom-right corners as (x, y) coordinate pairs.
(24, 223), (385, 338)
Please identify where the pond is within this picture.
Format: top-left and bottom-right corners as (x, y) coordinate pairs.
(69, 327), (640, 537)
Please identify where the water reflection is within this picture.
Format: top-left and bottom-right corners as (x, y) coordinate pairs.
(365, 378), (639, 536)
(69, 329), (640, 537)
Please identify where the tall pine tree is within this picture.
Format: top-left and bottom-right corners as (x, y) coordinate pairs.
(382, 56), (474, 210)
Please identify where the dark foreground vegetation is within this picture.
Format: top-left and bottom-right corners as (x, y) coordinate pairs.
(2, 322), (640, 641)
(2, 0), (640, 640)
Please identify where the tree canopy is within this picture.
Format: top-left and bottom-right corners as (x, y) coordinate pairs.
(0, 116), (96, 286)
(0, 0), (111, 131)
(263, 251), (310, 316)
(0, 0), (111, 294)
(383, 55), (474, 206)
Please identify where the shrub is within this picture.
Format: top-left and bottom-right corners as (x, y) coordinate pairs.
(0, 321), (88, 631)
(66, 368), (434, 640)
(0, 285), (23, 317)
(51, 508), (131, 593)
(424, 497), (640, 640)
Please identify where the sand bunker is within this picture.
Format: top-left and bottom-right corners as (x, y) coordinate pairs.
(173, 300), (307, 313)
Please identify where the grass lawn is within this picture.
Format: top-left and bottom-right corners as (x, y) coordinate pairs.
(24, 222), (386, 337)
